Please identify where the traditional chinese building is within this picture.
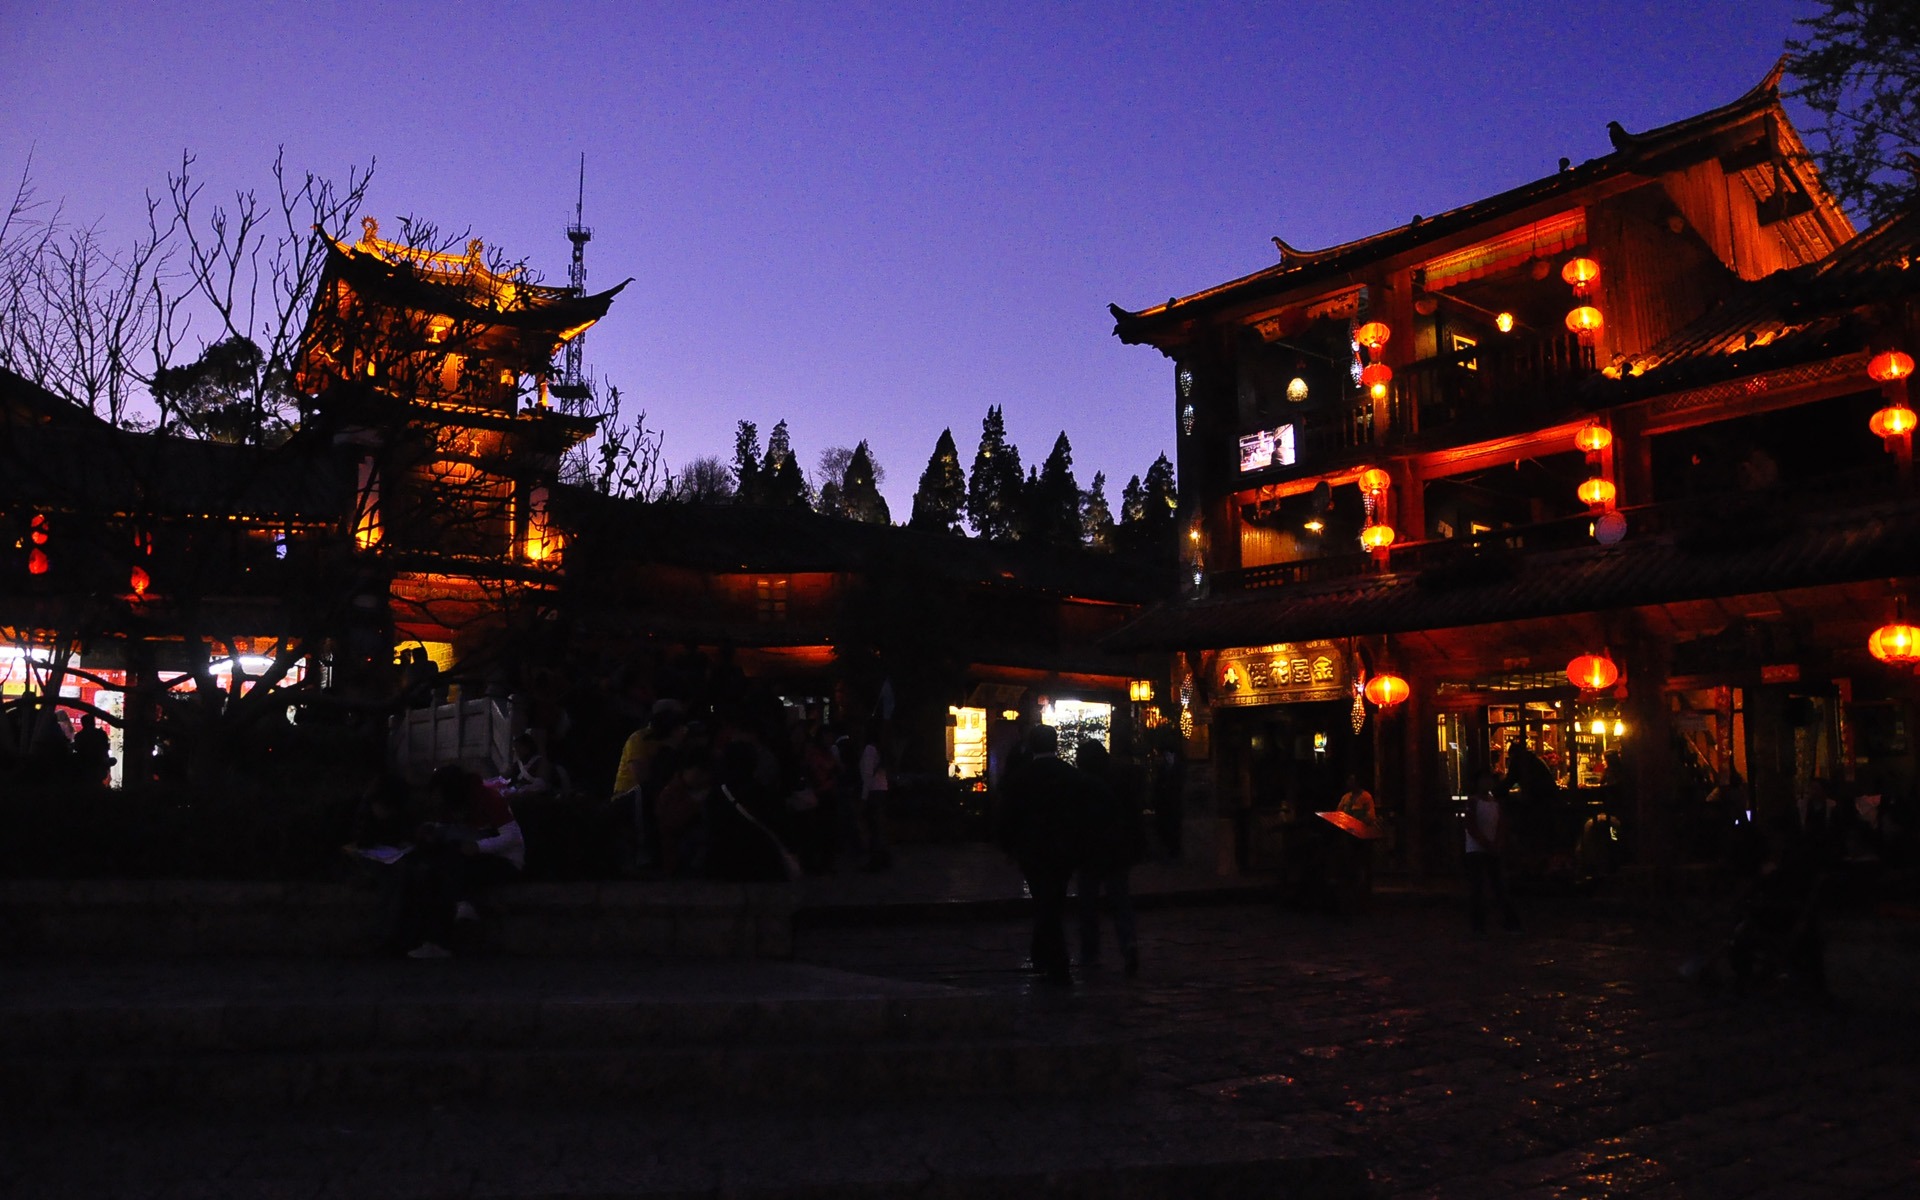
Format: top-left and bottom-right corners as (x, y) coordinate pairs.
(1107, 65), (1920, 878)
(294, 217), (628, 668)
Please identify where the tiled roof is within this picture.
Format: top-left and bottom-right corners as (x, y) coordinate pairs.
(1112, 64), (1824, 340)
(1612, 206), (1920, 396)
(1105, 491), (1920, 651)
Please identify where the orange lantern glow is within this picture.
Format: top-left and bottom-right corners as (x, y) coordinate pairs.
(1364, 673), (1410, 708)
(1355, 321), (1391, 353)
(129, 565), (150, 597)
(1357, 467), (1392, 494)
(1567, 653), (1619, 691)
(1565, 306), (1604, 344)
(1360, 523), (1396, 551)
(1561, 257), (1600, 295)
(28, 548), (49, 575)
(1868, 350), (1915, 383)
(30, 514), (48, 545)
(1869, 620), (1920, 664)
(1495, 312), (1515, 333)
(1574, 421), (1612, 453)
(1577, 477), (1617, 507)
(1359, 363), (1393, 400)
(1869, 405), (1916, 439)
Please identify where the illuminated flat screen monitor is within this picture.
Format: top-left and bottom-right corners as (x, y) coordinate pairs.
(1238, 423), (1296, 473)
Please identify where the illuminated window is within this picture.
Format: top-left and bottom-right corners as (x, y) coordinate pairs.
(1040, 699), (1112, 765)
(353, 458), (383, 550)
(756, 578), (789, 621)
(947, 706), (988, 779)
(522, 486), (563, 563)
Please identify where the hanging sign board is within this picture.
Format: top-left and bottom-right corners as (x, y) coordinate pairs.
(1215, 640), (1348, 707)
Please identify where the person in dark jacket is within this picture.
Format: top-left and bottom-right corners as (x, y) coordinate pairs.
(1074, 739), (1143, 976)
(998, 724), (1095, 985)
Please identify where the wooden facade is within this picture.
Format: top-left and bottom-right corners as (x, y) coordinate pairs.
(1109, 68), (1919, 880)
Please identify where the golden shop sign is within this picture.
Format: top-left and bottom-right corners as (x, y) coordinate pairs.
(1215, 640), (1348, 707)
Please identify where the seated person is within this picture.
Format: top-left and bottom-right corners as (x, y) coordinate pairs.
(396, 765), (525, 959)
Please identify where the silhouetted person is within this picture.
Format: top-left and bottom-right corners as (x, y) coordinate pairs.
(71, 713), (112, 787)
(1075, 740), (1143, 976)
(1464, 766), (1520, 933)
(999, 725), (1095, 984)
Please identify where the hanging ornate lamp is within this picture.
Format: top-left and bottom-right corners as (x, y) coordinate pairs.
(1357, 467), (1392, 495)
(1869, 350), (1914, 386)
(129, 565), (151, 597)
(1355, 321), (1391, 355)
(1360, 362), (1393, 400)
(1567, 652), (1620, 691)
(1495, 312), (1515, 333)
(1565, 306), (1605, 346)
(1359, 523), (1396, 551)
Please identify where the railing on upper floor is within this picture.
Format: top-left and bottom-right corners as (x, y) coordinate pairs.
(1214, 469), (1911, 595)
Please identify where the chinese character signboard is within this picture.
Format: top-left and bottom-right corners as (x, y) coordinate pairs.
(1214, 640), (1348, 707)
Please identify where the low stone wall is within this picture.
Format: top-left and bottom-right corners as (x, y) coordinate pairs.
(0, 879), (795, 958)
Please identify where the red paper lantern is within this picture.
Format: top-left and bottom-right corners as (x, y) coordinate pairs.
(130, 565), (151, 597)
(1357, 467), (1392, 494)
(1355, 321), (1391, 353)
(1577, 477), (1617, 507)
(1869, 621), (1920, 664)
(1868, 350), (1914, 383)
(1561, 257), (1601, 295)
(1869, 405), (1916, 439)
(1360, 523), (1396, 551)
(1567, 653), (1619, 691)
(1364, 673), (1410, 708)
(1574, 421), (1612, 453)
(1565, 306), (1604, 343)
(28, 548), (49, 575)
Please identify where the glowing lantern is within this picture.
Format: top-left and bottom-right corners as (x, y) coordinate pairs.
(1565, 306), (1604, 344)
(28, 548), (49, 575)
(1869, 621), (1920, 663)
(129, 565), (150, 597)
(1868, 350), (1914, 383)
(1495, 312), (1515, 333)
(1357, 467), (1392, 494)
(1577, 477), (1617, 507)
(1360, 523), (1396, 551)
(1567, 653), (1620, 691)
(1129, 680), (1155, 703)
(1869, 405), (1916, 440)
(1574, 421), (1612, 453)
(1287, 376), (1309, 403)
(1303, 518), (1325, 533)
(1561, 257), (1600, 296)
(1000, 709), (1020, 721)
(1364, 673), (1410, 708)
(30, 514), (48, 544)
(1355, 321), (1391, 353)
(1594, 510), (1628, 545)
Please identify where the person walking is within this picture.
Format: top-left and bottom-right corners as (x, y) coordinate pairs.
(1464, 766), (1521, 933)
(1075, 740), (1143, 976)
(998, 724), (1094, 985)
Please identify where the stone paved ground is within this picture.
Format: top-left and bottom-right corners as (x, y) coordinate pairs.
(3, 892), (1915, 1197)
(795, 897), (1920, 1199)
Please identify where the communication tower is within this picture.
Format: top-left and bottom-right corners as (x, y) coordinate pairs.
(556, 154), (592, 400)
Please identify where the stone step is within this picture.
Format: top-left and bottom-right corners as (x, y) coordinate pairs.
(0, 960), (1123, 1110)
(0, 879), (797, 958)
(0, 1097), (1370, 1199)
(4, 1033), (1132, 1111)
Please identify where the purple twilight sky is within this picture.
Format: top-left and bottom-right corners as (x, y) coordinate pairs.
(5, 1), (1817, 516)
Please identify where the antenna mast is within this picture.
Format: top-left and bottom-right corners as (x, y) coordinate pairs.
(560, 153), (592, 396)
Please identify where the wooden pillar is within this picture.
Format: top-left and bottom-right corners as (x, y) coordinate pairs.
(1400, 663), (1433, 877)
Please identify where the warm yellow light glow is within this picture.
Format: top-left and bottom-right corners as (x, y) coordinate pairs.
(1360, 523), (1396, 551)
(1590, 719), (1607, 735)
(1370, 382), (1388, 400)
(1355, 321), (1391, 352)
(1870, 405), (1917, 438)
(1223, 666), (1242, 688)
(1287, 376), (1309, 402)
(1189, 529), (1201, 542)
(1303, 518), (1325, 533)
(1574, 421), (1612, 453)
(1129, 680), (1155, 703)
(1612, 720), (1626, 737)
(1565, 306), (1604, 341)
(1495, 312), (1515, 333)
(1358, 467), (1392, 494)
(1001, 708), (1021, 721)
(1360, 363), (1393, 390)
(1577, 477), (1616, 507)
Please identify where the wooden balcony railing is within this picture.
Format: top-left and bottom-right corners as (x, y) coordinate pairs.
(1397, 332), (1596, 436)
